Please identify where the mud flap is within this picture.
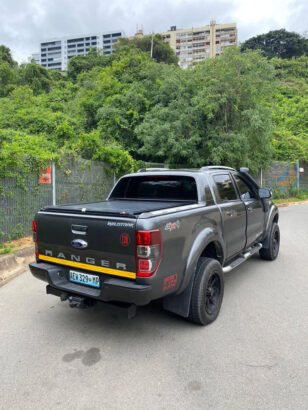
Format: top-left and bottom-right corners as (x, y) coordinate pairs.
(162, 275), (194, 318)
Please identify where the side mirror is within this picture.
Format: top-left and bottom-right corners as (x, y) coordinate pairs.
(259, 188), (271, 199)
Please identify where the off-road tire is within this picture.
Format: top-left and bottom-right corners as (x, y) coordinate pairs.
(260, 223), (280, 261)
(188, 257), (224, 326)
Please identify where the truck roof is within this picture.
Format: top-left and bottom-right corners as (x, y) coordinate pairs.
(126, 166), (240, 177)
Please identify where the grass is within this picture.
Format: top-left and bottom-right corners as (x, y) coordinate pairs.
(0, 244), (18, 255)
(0, 236), (33, 256)
(273, 193), (308, 205)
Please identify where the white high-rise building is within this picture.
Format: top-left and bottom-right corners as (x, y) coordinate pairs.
(35, 30), (125, 71)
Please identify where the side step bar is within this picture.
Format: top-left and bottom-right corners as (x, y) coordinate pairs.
(223, 243), (262, 273)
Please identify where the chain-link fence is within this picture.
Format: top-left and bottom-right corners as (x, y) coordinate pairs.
(0, 158), (115, 243)
(1, 159), (307, 243)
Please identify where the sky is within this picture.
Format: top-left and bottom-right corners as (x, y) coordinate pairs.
(0, 0), (307, 63)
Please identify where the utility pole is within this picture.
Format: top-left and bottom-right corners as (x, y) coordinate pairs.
(52, 160), (56, 205)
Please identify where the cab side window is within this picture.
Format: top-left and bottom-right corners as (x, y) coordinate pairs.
(213, 174), (238, 202)
(233, 175), (255, 200)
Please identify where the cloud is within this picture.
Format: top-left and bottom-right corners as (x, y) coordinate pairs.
(0, 0), (306, 63)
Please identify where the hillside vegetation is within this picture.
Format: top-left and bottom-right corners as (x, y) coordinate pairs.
(0, 35), (307, 180)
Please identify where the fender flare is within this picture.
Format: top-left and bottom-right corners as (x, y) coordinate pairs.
(262, 204), (279, 248)
(163, 228), (225, 318)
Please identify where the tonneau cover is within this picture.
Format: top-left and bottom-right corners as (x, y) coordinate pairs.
(41, 199), (193, 217)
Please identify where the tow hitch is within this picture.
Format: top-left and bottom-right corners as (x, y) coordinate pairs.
(68, 295), (95, 309)
(46, 285), (137, 318)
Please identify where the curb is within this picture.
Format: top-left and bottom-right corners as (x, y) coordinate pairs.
(0, 245), (34, 287)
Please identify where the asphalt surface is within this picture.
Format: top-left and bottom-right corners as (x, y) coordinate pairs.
(1, 203), (307, 410)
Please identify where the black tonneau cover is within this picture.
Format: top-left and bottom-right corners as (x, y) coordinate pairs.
(41, 199), (194, 218)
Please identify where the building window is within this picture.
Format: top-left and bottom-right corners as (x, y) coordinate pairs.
(67, 38), (84, 43)
(47, 46), (61, 51)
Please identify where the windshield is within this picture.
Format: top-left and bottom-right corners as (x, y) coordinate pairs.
(110, 175), (198, 202)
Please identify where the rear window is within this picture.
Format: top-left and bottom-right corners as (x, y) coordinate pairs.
(110, 176), (198, 201)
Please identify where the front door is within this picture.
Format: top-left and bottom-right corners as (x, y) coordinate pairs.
(232, 174), (265, 247)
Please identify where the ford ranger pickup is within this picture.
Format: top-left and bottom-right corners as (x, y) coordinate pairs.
(29, 166), (280, 325)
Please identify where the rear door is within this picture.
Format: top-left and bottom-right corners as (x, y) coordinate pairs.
(212, 173), (246, 259)
(232, 174), (264, 247)
(36, 212), (137, 279)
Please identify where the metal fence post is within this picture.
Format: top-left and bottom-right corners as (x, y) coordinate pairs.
(52, 160), (56, 205)
(296, 159), (300, 190)
(260, 168), (263, 187)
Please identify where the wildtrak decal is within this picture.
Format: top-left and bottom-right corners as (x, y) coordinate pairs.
(164, 220), (180, 232)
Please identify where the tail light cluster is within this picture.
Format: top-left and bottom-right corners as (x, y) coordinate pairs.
(136, 230), (162, 277)
(32, 220), (39, 258)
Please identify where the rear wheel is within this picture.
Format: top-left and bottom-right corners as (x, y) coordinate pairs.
(188, 258), (224, 326)
(260, 222), (280, 261)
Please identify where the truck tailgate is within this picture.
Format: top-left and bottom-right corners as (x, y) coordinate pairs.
(36, 212), (137, 279)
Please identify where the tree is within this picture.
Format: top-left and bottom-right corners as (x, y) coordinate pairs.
(67, 48), (113, 80)
(0, 45), (17, 68)
(271, 56), (308, 161)
(116, 35), (178, 65)
(0, 62), (18, 97)
(19, 63), (51, 94)
(241, 29), (308, 59)
(137, 48), (276, 172)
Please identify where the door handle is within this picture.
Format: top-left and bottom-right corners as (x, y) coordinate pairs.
(226, 210), (235, 217)
(247, 207), (253, 213)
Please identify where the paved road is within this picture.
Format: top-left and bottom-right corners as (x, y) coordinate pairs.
(1, 203), (308, 410)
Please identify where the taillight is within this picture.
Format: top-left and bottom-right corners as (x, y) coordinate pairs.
(32, 220), (39, 258)
(136, 230), (162, 277)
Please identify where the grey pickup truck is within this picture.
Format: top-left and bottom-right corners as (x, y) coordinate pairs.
(29, 166), (280, 325)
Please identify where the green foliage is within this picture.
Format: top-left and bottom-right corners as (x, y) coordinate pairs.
(19, 63), (51, 94)
(0, 131), (58, 180)
(137, 48), (276, 172)
(116, 35), (178, 65)
(271, 56), (308, 161)
(67, 48), (114, 80)
(0, 33), (307, 185)
(64, 132), (136, 176)
(241, 29), (308, 59)
(0, 45), (17, 68)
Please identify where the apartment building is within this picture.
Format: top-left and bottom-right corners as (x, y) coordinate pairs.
(35, 30), (125, 71)
(161, 21), (237, 69)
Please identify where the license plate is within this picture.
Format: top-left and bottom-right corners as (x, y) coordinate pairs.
(69, 270), (100, 288)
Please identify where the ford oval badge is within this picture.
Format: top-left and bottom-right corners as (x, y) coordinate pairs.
(71, 239), (88, 249)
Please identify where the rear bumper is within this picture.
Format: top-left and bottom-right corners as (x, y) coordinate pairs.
(29, 262), (152, 306)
